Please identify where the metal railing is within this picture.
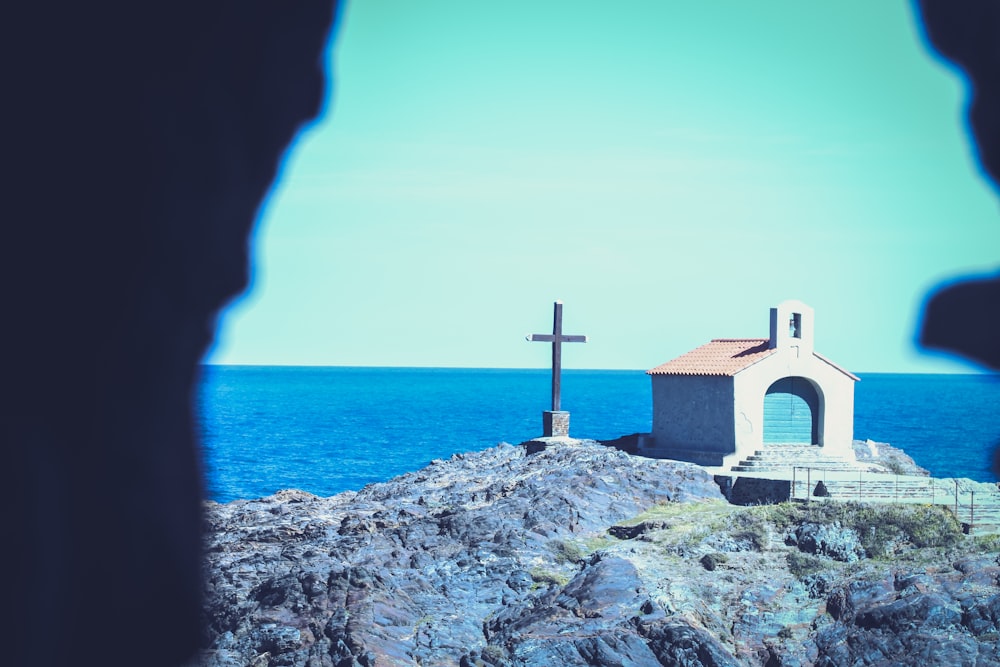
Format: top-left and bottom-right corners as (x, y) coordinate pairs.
(789, 467), (1000, 536)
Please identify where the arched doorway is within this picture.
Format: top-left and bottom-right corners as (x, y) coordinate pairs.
(763, 376), (819, 445)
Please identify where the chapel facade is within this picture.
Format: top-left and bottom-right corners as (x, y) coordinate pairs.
(641, 300), (858, 468)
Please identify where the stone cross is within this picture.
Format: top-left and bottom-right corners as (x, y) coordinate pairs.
(526, 300), (587, 412)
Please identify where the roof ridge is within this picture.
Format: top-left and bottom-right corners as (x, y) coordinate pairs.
(711, 338), (768, 342)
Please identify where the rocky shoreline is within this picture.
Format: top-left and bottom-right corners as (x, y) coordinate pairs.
(193, 440), (1000, 667)
(851, 438), (930, 475)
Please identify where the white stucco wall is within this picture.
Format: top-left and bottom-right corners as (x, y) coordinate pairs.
(733, 351), (856, 463)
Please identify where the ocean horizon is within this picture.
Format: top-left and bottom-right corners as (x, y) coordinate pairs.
(195, 366), (1000, 503)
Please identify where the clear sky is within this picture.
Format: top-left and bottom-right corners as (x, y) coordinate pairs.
(207, 0), (999, 373)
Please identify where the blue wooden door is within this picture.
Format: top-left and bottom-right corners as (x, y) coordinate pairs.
(763, 377), (818, 444)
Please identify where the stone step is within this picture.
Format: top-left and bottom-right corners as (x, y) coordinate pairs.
(742, 459), (859, 467)
(736, 463), (859, 469)
(732, 445), (862, 474)
(734, 458), (863, 473)
(745, 456), (819, 463)
(752, 447), (820, 454)
(752, 446), (827, 455)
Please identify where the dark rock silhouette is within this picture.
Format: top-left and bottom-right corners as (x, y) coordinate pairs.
(916, 1), (1000, 371)
(3, 3), (338, 666)
(916, 0), (1000, 477)
(918, 1), (1000, 194)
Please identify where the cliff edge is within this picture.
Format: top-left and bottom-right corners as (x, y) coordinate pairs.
(197, 439), (1000, 667)
(195, 441), (1000, 667)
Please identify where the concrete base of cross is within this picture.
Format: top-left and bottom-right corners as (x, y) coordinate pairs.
(542, 410), (570, 437)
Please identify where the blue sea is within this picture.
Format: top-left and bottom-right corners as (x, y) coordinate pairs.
(195, 367), (1000, 503)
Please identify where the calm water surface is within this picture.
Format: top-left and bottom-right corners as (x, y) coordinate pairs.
(196, 367), (1000, 503)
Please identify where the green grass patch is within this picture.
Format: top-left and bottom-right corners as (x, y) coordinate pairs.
(971, 534), (1000, 552)
(614, 499), (967, 561)
(700, 552), (729, 571)
(480, 646), (508, 664)
(746, 502), (801, 530)
(617, 499), (734, 528)
(582, 534), (619, 552)
(547, 539), (585, 565)
(529, 568), (569, 588)
(795, 502), (964, 557)
(786, 551), (828, 578)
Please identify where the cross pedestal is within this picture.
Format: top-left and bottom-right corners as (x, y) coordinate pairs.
(542, 410), (570, 437)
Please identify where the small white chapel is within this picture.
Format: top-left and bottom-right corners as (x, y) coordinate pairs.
(640, 300), (858, 469)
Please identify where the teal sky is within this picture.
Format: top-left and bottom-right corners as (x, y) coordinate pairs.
(207, 0), (999, 373)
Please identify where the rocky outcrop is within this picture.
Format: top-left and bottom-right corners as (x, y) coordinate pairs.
(197, 440), (723, 666)
(195, 441), (1000, 666)
(852, 439), (930, 476)
(816, 561), (1000, 667)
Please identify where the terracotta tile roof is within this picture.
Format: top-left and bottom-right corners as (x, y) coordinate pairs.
(647, 339), (774, 376)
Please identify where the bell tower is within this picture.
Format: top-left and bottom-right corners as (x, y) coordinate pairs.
(769, 299), (815, 357)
